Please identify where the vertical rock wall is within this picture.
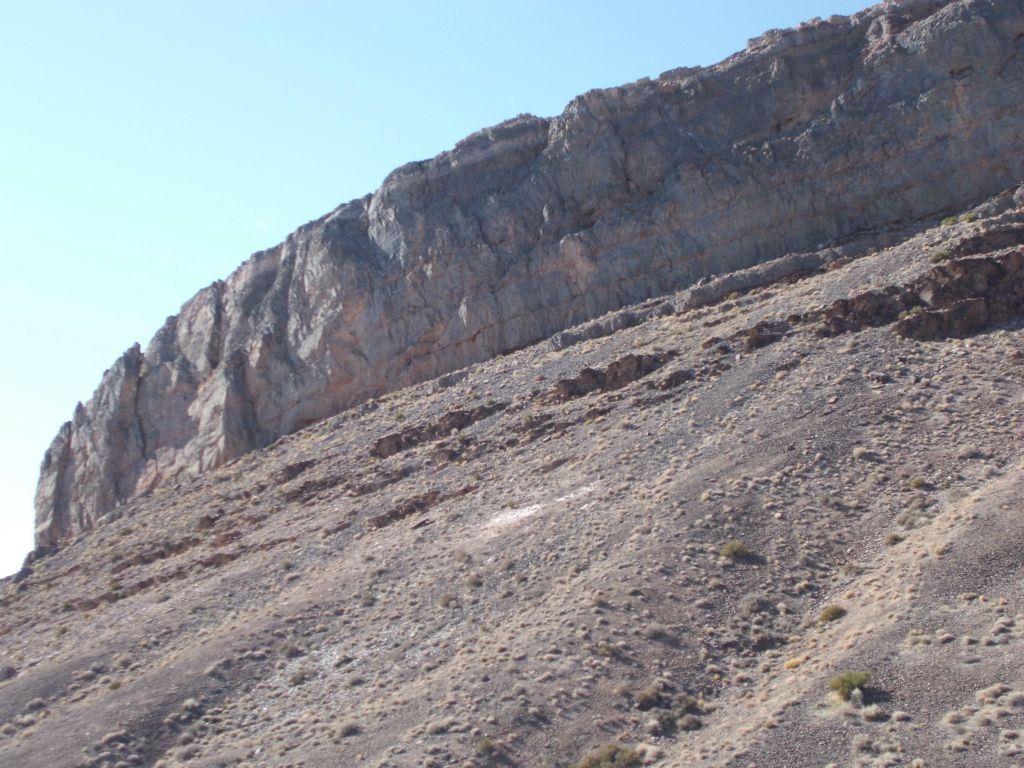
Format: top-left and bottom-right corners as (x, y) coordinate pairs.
(35, 0), (1024, 544)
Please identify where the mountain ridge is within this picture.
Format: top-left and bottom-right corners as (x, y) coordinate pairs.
(34, 0), (1024, 552)
(6, 2), (1024, 763)
(4, 181), (1023, 766)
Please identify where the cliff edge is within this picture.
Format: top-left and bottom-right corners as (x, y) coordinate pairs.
(35, 0), (1024, 545)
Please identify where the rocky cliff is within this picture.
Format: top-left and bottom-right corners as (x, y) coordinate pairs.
(6, 181), (1024, 768)
(35, 0), (1024, 545)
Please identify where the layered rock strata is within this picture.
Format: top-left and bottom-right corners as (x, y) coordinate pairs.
(36, 0), (1024, 544)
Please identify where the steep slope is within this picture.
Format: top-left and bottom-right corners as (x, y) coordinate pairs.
(34, 0), (1024, 546)
(3, 186), (1023, 767)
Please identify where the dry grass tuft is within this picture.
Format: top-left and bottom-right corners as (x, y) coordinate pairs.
(828, 671), (871, 701)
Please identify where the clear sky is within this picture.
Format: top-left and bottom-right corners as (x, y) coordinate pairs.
(0, 0), (869, 577)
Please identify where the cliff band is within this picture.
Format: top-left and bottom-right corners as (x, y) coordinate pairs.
(35, 0), (1024, 545)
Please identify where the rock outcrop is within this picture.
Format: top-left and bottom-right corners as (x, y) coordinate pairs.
(35, 0), (1024, 545)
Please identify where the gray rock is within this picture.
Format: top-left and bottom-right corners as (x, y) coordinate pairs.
(550, 301), (676, 351)
(35, 0), (1024, 545)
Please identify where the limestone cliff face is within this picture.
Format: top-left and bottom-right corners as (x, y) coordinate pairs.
(35, 0), (1024, 545)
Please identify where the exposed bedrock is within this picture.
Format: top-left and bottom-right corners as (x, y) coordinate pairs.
(35, 0), (1024, 544)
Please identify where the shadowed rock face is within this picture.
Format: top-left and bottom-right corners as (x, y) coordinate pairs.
(34, 0), (1024, 545)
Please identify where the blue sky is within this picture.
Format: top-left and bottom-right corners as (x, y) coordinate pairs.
(0, 0), (868, 576)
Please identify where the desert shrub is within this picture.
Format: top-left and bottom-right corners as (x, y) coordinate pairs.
(595, 642), (618, 658)
(941, 215), (957, 226)
(676, 713), (702, 731)
(829, 671), (870, 701)
(819, 604), (847, 623)
(898, 306), (923, 321)
(643, 622), (670, 640)
(633, 682), (665, 711)
(337, 721), (361, 737)
(719, 539), (753, 560)
(909, 476), (927, 490)
(929, 249), (951, 263)
(574, 744), (642, 768)
(672, 693), (701, 714)
(279, 640), (303, 659)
